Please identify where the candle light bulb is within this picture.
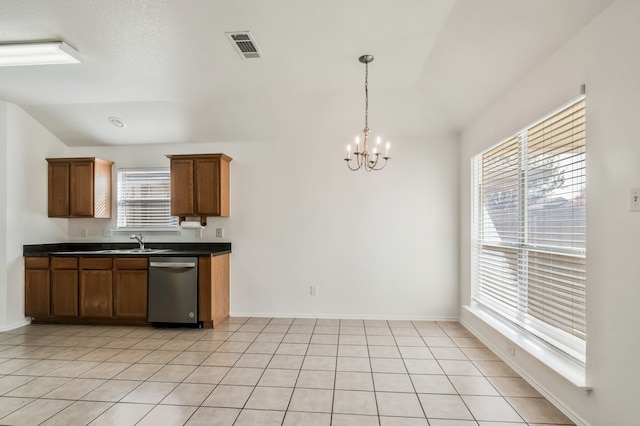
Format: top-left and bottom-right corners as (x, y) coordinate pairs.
(385, 142), (390, 157)
(355, 136), (360, 152)
(346, 144), (351, 159)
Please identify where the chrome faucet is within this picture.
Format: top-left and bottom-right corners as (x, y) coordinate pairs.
(130, 233), (145, 250)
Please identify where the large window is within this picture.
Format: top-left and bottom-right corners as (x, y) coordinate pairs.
(472, 97), (586, 363)
(117, 169), (178, 229)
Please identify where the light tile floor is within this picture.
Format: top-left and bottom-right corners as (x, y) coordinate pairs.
(0, 318), (575, 425)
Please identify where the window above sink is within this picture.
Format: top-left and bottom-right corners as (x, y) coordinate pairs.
(117, 168), (178, 230)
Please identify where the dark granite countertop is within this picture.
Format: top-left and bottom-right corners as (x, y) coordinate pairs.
(23, 242), (231, 257)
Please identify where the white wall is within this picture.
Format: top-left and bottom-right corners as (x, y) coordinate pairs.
(1, 85), (460, 329)
(458, 1), (640, 424)
(0, 101), (69, 330)
(0, 102), (7, 327)
(69, 122), (460, 320)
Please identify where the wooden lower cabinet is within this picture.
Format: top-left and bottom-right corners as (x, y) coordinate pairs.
(25, 256), (148, 325)
(79, 258), (113, 318)
(24, 257), (50, 317)
(80, 271), (113, 317)
(114, 258), (148, 319)
(25, 254), (228, 328)
(198, 254), (230, 328)
(51, 257), (79, 317)
(51, 270), (79, 317)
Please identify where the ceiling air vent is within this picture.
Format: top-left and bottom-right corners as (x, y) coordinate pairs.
(225, 31), (262, 59)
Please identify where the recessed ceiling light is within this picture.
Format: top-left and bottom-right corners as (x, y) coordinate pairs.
(108, 117), (126, 128)
(0, 41), (82, 67)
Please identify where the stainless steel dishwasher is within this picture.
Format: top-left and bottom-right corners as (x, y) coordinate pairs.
(148, 257), (198, 324)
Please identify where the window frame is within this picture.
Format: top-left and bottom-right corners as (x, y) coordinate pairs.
(116, 168), (178, 231)
(471, 96), (586, 365)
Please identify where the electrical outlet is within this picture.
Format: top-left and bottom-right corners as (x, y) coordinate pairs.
(103, 227), (112, 237)
(310, 286), (318, 296)
(631, 188), (640, 211)
(80, 228), (88, 238)
(195, 228), (203, 238)
(216, 228), (223, 238)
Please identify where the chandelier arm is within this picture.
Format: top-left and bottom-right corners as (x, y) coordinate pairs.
(345, 156), (361, 171)
(373, 156), (388, 171)
(362, 153), (385, 172)
(358, 152), (365, 170)
(345, 151), (368, 171)
(363, 153), (374, 172)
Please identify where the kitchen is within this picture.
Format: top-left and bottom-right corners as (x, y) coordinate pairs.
(1, 1), (640, 425)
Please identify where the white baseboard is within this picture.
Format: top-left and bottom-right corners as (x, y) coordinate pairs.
(0, 318), (30, 332)
(229, 312), (459, 322)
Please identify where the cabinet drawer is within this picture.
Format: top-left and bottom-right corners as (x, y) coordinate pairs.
(114, 257), (148, 270)
(25, 257), (49, 269)
(80, 257), (113, 270)
(51, 257), (78, 269)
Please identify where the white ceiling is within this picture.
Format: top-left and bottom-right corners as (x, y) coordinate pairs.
(0, 0), (613, 146)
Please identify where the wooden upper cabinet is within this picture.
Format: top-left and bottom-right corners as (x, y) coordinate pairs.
(169, 158), (195, 217)
(195, 157), (225, 216)
(48, 161), (71, 217)
(70, 161), (95, 217)
(47, 157), (114, 218)
(167, 153), (232, 223)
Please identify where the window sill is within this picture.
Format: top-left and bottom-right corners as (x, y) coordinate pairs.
(462, 305), (590, 389)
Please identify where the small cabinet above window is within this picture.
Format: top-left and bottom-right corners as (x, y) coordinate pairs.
(166, 153), (232, 225)
(46, 157), (114, 218)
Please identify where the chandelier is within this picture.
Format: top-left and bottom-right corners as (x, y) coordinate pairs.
(345, 54), (391, 172)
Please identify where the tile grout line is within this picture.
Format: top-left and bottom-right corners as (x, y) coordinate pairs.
(0, 319), (576, 426)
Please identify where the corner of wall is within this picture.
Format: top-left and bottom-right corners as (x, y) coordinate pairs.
(1, 102), (69, 328)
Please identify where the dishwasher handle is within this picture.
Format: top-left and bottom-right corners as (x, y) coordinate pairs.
(150, 261), (196, 269)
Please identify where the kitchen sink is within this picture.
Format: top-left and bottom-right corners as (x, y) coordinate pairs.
(51, 248), (172, 255)
(96, 248), (172, 254)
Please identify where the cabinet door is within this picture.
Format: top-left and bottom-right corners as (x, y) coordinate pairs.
(70, 161), (95, 217)
(114, 270), (148, 318)
(51, 270), (78, 317)
(195, 158), (221, 216)
(25, 269), (50, 317)
(170, 159), (195, 216)
(48, 162), (70, 217)
(92, 159), (112, 218)
(79, 270), (113, 317)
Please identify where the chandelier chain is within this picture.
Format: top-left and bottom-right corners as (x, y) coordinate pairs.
(364, 60), (369, 130)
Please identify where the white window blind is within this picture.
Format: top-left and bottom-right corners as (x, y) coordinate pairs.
(117, 169), (178, 229)
(472, 97), (586, 363)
